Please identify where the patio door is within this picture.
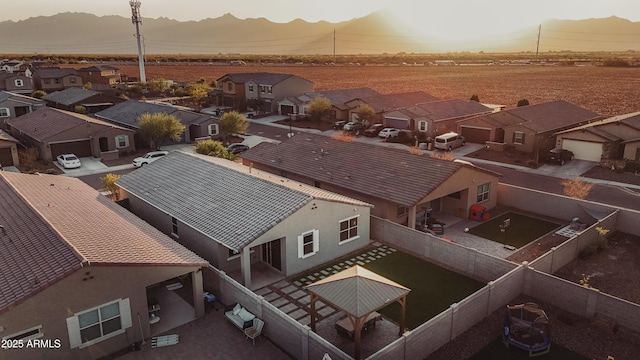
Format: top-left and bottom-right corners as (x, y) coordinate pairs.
(262, 238), (281, 271)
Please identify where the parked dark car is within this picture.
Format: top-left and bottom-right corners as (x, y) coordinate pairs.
(227, 143), (250, 154)
(363, 124), (385, 137)
(332, 121), (348, 130)
(548, 148), (574, 165)
(342, 121), (368, 135)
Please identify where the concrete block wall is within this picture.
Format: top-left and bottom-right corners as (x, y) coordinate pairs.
(365, 337), (406, 360)
(524, 268), (592, 318)
(404, 310), (452, 360)
(308, 330), (352, 360)
(595, 293), (640, 331)
(487, 266), (525, 314)
(217, 271), (261, 314)
(473, 251), (519, 283)
(261, 300), (307, 360)
(451, 288), (490, 338)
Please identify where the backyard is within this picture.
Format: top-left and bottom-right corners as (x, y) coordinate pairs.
(468, 212), (562, 249)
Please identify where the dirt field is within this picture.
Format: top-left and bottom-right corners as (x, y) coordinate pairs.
(114, 63), (639, 117)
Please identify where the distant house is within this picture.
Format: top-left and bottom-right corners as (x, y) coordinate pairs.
(278, 87), (380, 121)
(344, 91), (440, 123)
(212, 72), (313, 113)
(76, 65), (121, 91)
(554, 111), (640, 162)
(0, 60), (24, 73)
(6, 107), (136, 161)
(117, 152), (373, 290)
(0, 71), (32, 95)
(0, 129), (19, 167)
(42, 87), (125, 113)
(0, 172), (207, 360)
(0, 90), (45, 131)
(383, 99), (493, 138)
(32, 67), (83, 92)
(241, 133), (501, 230)
(95, 99), (220, 143)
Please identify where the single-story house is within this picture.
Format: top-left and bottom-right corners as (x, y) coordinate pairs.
(343, 91), (440, 124)
(6, 107), (136, 161)
(0, 129), (19, 167)
(0, 71), (32, 95)
(241, 133), (501, 230)
(43, 87), (125, 113)
(32, 67), (83, 92)
(383, 99), (493, 138)
(212, 72), (313, 113)
(455, 110), (525, 144)
(553, 111), (640, 162)
(0, 90), (45, 131)
(0, 172), (208, 360)
(277, 88), (380, 121)
(95, 99), (220, 143)
(116, 151), (373, 290)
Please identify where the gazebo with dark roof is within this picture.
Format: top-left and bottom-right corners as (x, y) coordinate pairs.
(306, 265), (410, 359)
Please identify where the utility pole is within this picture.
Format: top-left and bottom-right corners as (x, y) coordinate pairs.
(333, 28), (336, 63)
(130, 1), (146, 83)
(535, 24), (541, 58)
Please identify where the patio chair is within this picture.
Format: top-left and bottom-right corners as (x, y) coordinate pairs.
(244, 318), (264, 345)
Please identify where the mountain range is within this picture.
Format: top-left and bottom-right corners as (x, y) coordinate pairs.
(0, 11), (638, 54)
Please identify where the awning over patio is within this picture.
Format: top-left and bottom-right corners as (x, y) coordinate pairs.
(306, 265), (410, 360)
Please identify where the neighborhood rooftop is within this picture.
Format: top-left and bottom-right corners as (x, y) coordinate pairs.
(95, 99), (214, 128)
(116, 152), (370, 251)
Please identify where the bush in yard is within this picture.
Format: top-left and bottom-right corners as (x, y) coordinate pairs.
(101, 173), (122, 201)
(195, 139), (235, 160)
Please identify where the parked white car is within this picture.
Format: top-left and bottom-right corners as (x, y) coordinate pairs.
(57, 154), (81, 169)
(378, 128), (401, 139)
(133, 151), (169, 167)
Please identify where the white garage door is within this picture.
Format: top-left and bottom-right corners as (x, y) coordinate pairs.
(561, 139), (603, 162)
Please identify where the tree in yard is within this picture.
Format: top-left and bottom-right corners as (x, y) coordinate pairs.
(353, 104), (375, 124)
(137, 112), (185, 149)
(517, 99), (530, 107)
(146, 78), (169, 94)
(218, 111), (249, 139)
(195, 139), (235, 160)
(73, 105), (87, 114)
(31, 90), (46, 99)
(83, 82), (92, 90)
(561, 177), (593, 199)
(187, 81), (213, 108)
(307, 97), (331, 122)
(101, 173), (122, 201)
(470, 94), (480, 102)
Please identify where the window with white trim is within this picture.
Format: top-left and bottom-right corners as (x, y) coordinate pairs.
(339, 216), (359, 244)
(171, 217), (179, 238)
(115, 135), (129, 148)
(66, 298), (132, 349)
(248, 84), (254, 92)
(208, 123), (219, 135)
(0, 108), (9, 117)
(418, 121), (428, 132)
(298, 229), (319, 258)
(2, 325), (43, 342)
(397, 205), (408, 216)
(15, 79), (24, 87)
(477, 183), (490, 203)
(513, 131), (525, 145)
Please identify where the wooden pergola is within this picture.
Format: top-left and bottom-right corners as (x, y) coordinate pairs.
(306, 265), (410, 360)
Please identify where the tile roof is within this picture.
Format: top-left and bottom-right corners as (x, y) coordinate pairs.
(34, 67), (79, 78)
(77, 65), (119, 72)
(117, 152), (369, 251)
(6, 107), (131, 142)
(305, 88), (380, 110)
(241, 133), (469, 207)
(218, 72), (307, 86)
(1, 172), (207, 267)
(349, 91), (440, 113)
(42, 87), (99, 105)
(0, 175), (82, 314)
(0, 90), (44, 105)
(0, 129), (18, 142)
(505, 100), (601, 133)
(95, 99), (214, 128)
(458, 110), (524, 127)
(400, 99), (493, 121)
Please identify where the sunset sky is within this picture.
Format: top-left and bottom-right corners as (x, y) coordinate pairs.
(3, 0), (640, 39)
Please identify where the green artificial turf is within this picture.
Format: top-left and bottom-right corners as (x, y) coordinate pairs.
(468, 212), (560, 249)
(363, 251), (484, 329)
(469, 337), (589, 360)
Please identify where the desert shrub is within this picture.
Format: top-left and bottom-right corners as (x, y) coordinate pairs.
(331, 133), (355, 142)
(579, 244), (597, 260)
(195, 139), (235, 160)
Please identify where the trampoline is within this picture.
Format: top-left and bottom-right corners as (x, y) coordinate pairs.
(502, 302), (551, 357)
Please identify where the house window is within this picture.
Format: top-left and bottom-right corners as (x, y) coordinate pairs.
(70, 77), (77, 84)
(15, 79), (24, 87)
(418, 121), (428, 132)
(66, 298), (131, 349)
(397, 205), (408, 216)
(171, 217), (179, 237)
(339, 216), (359, 244)
(208, 123), (219, 135)
(477, 183), (490, 203)
(298, 229), (319, 258)
(260, 85), (272, 94)
(44, 79), (51, 84)
(54, 79), (61, 84)
(248, 84), (254, 92)
(115, 135), (129, 148)
(2, 325), (43, 342)
(0, 108), (9, 117)
(227, 82), (232, 91)
(513, 131), (525, 145)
